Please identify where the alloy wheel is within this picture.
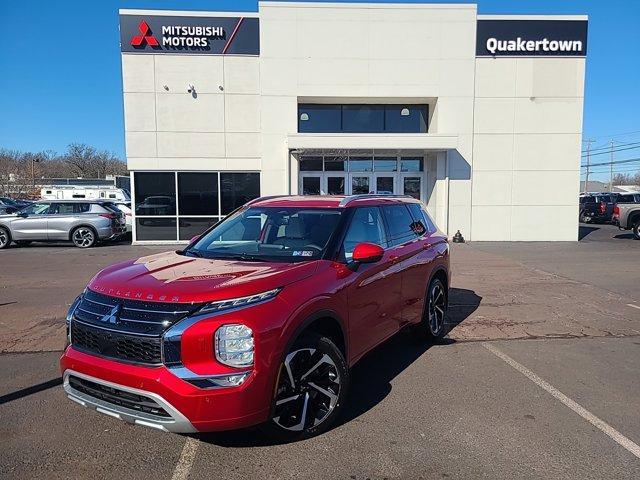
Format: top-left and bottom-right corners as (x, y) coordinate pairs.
(428, 281), (446, 336)
(0, 229), (8, 248)
(73, 228), (94, 248)
(272, 348), (341, 432)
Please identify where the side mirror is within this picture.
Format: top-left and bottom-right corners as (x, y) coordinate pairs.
(350, 242), (384, 270)
(17, 211), (28, 218)
(189, 235), (200, 243)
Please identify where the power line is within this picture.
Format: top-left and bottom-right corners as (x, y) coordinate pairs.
(583, 129), (640, 141)
(581, 140), (640, 154)
(580, 157), (640, 168)
(581, 144), (640, 158)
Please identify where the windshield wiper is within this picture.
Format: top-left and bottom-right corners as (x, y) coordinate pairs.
(184, 250), (204, 258)
(220, 254), (267, 262)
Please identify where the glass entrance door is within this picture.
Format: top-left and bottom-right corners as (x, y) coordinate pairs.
(373, 174), (396, 195)
(326, 174), (347, 195)
(400, 174), (422, 200)
(350, 175), (371, 195)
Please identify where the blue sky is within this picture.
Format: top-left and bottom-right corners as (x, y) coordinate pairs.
(1, 0), (639, 181)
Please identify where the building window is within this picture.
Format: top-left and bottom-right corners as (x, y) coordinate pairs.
(133, 171), (260, 241)
(134, 172), (176, 216)
(178, 172), (218, 215)
(298, 104), (429, 133)
(220, 173), (260, 215)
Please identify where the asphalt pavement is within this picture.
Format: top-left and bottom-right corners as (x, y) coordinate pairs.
(1, 230), (639, 479)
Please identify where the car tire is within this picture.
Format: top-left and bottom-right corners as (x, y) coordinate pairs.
(15, 240), (32, 247)
(633, 220), (640, 240)
(0, 226), (11, 249)
(419, 276), (448, 340)
(262, 333), (349, 442)
(71, 226), (97, 248)
(580, 212), (590, 223)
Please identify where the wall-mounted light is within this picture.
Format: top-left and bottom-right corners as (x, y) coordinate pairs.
(163, 85), (169, 91)
(400, 107), (410, 116)
(300, 113), (309, 121)
(187, 84), (196, 94)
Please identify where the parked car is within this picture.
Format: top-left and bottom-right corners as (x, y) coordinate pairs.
(112, 201), (132, 233)
(579, 193), (617, 223)
(0, 196), (31, 209)
(61, 194), (450, 439)
(0, 200), (126, 249)
(0, 204), (19, 215)
(613, 200), (640, 240)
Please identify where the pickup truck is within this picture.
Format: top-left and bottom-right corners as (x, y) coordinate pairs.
(613, 198), (640, 240)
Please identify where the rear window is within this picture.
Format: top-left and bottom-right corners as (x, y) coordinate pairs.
(597, 195), (612, 203)
(100, 203), (121, 213)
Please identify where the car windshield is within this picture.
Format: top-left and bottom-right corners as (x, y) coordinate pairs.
(186, 207), (343, 262)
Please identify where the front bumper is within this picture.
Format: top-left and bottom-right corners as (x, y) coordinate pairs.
(60, 347), (272, 433)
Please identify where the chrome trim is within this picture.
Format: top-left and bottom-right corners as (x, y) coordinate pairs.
(168, 365), (252, 389)
(163, 293), (280, 341)
(63, 370), (196, 433)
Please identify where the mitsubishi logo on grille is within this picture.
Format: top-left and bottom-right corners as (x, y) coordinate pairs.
(101, 304), (122, 325)
(130, 20), (159, 48)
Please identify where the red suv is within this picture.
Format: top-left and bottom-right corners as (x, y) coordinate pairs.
(61, 195), (449, 439)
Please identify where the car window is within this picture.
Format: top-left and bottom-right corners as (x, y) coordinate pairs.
(20, 202), (52, 215)
(407, 203), (435, 236)
(598, 195), (612, 203)
(381, 205), (418, 247)
(583, 196), (595, 204)
(342, 207), (387, 260)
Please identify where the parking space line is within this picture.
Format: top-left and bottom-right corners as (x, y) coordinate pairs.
(171, 437), (200, 480)
(627, 304), (640, 311)
(483, 342), (640, 460)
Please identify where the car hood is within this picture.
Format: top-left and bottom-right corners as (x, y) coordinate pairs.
(87, 250), (319, 304)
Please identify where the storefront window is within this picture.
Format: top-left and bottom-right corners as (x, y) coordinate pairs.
(134, 172), (176, 216)
(324, 156), (346, 171)
(401, 158), (424, 172)
(349, 157), (373, 172)
(178, 172), (218, 215)
(133, 172), (260, 241)
(220, 173), (260, 215)
(300, 157), (323, 171)
(374, 158), (398, 172)
(297, 104), (428, 133)
(179, 218), (220, 240)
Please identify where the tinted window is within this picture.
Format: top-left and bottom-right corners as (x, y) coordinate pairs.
(598, 195), (612, 203)
(302, 177), (321, 195)
(324, 157), (346, 171)
(220, 173), (260, 215)
(298, 104), (342, 133)
(342, 105), (384, 133)
(179, 217), (219, 241)
(21, 202), (52, 215)
(583, 196), (595, 204)
(300, 157), (323, 172)
(134, 173), (176, 216)
(385, 105), (428, 133)
(401, 158), (423, 172)
(178, 172), (219, 215)
(617, 194), (634, 203)
(382, 205), (418, 246)
(297, 104), (429, 133)
(407, 203), (435, 235)
(342, 207), (387, 260)
(136, 218), (177, 241)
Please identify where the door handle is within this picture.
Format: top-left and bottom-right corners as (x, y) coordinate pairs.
(389, 255), (399, 264)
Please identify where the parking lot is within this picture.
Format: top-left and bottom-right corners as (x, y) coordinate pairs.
(1, 223), (639, 479)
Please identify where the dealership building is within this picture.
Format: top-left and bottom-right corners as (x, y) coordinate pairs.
(119, 1), (587, 243)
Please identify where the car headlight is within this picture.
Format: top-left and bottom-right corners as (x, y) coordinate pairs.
(215, 324), (254, 367)
(199, 288), (280, 314)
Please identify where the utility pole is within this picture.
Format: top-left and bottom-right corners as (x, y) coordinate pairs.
(609, 140), (614, 192)
(584, 138), (594, 193)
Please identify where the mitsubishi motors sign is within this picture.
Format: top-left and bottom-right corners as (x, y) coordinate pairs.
(119, 14), (259, 55)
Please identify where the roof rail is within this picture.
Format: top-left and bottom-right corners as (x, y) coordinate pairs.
(338, 194), (413, 207)
(245, 195), (290, 206)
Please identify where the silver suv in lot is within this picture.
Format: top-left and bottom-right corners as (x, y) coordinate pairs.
(0, 200), (126, 249)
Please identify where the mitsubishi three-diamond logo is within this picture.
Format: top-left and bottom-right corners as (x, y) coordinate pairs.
(130, 20), (159, 48)
(101, 304), (122, 325)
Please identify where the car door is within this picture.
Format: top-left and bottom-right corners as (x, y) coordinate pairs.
(380, 204), (425, 327)
(341, 206), (401, 360)
(46, 202), (81, 240)
(401, 203), (442, 326)
(10, 202), (52, 240)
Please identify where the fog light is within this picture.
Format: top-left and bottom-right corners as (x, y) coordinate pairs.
(215, 324), (254, 367)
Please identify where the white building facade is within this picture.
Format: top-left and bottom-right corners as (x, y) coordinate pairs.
(119, 2), (587, 243)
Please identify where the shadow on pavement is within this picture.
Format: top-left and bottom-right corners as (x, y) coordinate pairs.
(613, 232), (637, 240)
(197, 287), (481, 447)
(578, 225), (600, 240)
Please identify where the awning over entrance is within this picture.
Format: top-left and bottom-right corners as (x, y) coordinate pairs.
(287, 133), (458, 153)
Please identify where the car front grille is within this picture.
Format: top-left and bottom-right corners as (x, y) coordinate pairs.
(68, 375), (171, 418)
(71, 289), (202, 365)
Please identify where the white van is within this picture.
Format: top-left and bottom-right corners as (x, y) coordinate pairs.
(40, 186), (131, 202)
